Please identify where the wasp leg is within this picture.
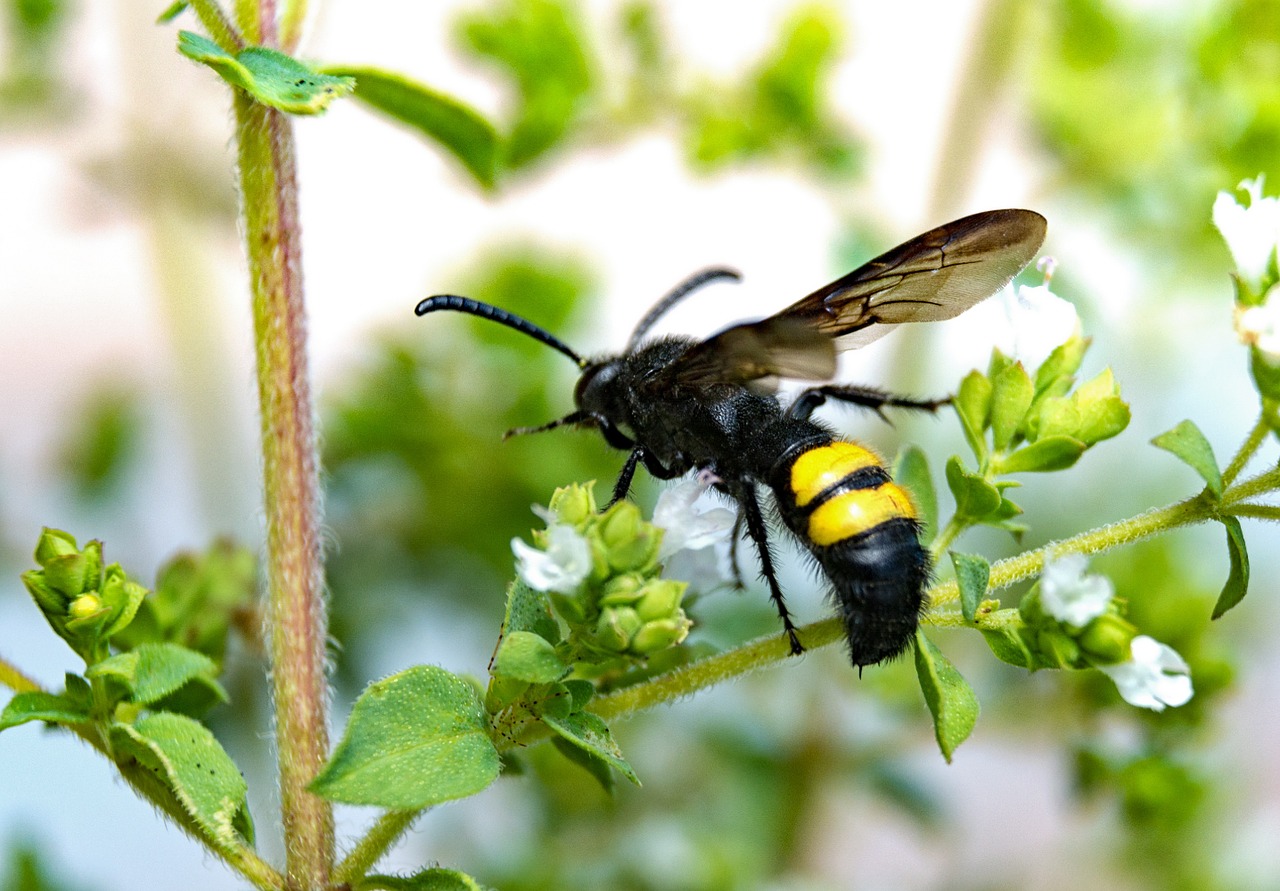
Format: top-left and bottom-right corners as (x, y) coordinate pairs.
(607, 446), (683, 507)
(789, 384), (950, 424)
(736, 481), (803, 656)
(728, 510), (747, 590)
(504, 410), (593, 439)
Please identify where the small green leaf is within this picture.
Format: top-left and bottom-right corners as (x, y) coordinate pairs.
(492, 631), (567, 684)
(552, 734), (615, 794)
(1212, 516), (1250, 619)
(357, 868), (492, 891)
(949, 552), (990, 623)
(989, 361), (1033, 451)
(87, 642), (225, 706)
(913, 630), (979, 763)
(1151, 420), (1223, 497)
(1033, 334), (1089, 396)
(319, 65), (500, 190)
(945, 456), (1001, 521)
(541, 711), (639, 785)
(995, 435), (1086, 474)
(177, 31), (354, 114)
(980, 625), (1034, 669)
(156, 1), (187, 23)
(893, 445), (937, 540)
(954, 370), (992, 459)
(503, 580), (560, 643)
(109, 713), (250, 848)
(312, 665), (499, 808)
(0, 692), (92, 731)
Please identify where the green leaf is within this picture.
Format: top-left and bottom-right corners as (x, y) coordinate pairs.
(1212, 516), (1250, 619)
(502, 580), (560, 643)
(0, 692), (91, 731)
(177, 31), (354, 114)
(913, 630), (979, 763)
(989, 360), (1033, 451)
(996, 435), (1086, 474)
(357, 868), (492, 891)
(109, 713), (250, 848)
(980, 624), (1035, 669)
(541, 710), (639, 785)
(945, 456), (1001, 521)
(949, 552), (990, 623)
(893, 445), (937, 540)
(156, 1), (188, 23)
(319, 65), (500, 190)
(1151, 419), (1223, 497)
(87, 642), (225, 706)
(551, 734), (615, 794)
(953, 370), (992, 459)
(1033, 334), (1089, 396)
(312, 665), (499, 808)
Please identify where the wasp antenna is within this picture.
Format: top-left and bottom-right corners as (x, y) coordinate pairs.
(415, 294), (586, 367)
(626, 266), (743, 352)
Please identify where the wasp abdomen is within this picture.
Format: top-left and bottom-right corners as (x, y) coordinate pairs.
(773, 440), (929, 667)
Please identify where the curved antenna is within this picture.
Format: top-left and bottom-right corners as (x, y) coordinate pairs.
(415, 295), (586, 367)
(626, 266), (742, 352)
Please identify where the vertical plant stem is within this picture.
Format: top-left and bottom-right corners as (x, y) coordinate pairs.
(334, 811), (421, 885)
(234, 89), (334, 890)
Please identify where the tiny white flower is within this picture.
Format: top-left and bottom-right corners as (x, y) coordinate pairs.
(653, 478), (736, 559)
(1213, 177), (1280, 289)
(1040, 552), (1114, 627)
(999, 258), (1080, 366)
(1235, 285), (1280, 361)
(512, 524), (592, 594)
(1099, 635), (1194, 712)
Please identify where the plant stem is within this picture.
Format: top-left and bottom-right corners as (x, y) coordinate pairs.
(188, 0), (244, 51)
(1224, 464), (1280, 505)
(0, 654), (40, 695)
(334, 811), (421, 885)
(234, 89), (333, 889)
(1223, 414), (1270, 486)
(279, 0), (308, 52)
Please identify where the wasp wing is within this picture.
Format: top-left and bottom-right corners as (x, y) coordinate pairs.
(663, 209), (1046, 387)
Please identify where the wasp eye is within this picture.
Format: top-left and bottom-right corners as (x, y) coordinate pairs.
(574, 362), (619, 411)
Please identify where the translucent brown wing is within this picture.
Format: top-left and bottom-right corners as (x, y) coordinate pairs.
(666, 208), (1046, 387)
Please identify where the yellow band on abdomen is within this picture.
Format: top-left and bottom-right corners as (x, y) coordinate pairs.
(790, 442), (882, 508)
(806, 483), (917, 547)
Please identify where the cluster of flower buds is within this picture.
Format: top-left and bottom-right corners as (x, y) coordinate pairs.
(21, 528), (148, 663)
(1019, 554), (1192, 711)
(1214, 177), (1280, 399)
(512, 480), (734, 661)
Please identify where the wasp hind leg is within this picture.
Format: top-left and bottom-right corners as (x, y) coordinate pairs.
(735, 481), (804, 656)
(789, 384), (949, 424)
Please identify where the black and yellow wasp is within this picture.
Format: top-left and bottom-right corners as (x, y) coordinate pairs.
(416, 209), (1047, 668)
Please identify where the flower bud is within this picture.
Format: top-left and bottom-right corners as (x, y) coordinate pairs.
(1036, 628), (1081, 669)
(1078, 614), (1138, 666)
(599, 502), (661, 572)
(594, 606), (642, 652)
(68, 593), (103, 620)
(598, 574), (644, 607)
(42, 553), (91, 598)
(631, 616), (692, 654)
(34, 528), (79, 566)
(22, 569), (66, 614)
(549, 484), (596, 527)
(635, 579), (686, 622)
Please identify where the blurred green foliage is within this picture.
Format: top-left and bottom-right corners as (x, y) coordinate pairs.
(1030, 0), (1280, 267)
(0, 0), (68, 111)
(1, 840), (93, 891)
(55, 386), (142, 503)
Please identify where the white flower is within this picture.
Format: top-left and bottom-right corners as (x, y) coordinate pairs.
(1213, 177), (1280, 289)
(512, 524), (592, 594)
(653, 477), (736, 559)
(1098, 635), (1194, 712)
(1039, 552), (1114, 627)
(999, 258), (1080, 366)
(1235, 286), (1280, 361)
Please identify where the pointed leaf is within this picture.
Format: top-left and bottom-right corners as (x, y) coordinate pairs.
(0, 692), (92, 731)
(503, 580), (560, 643)
(948, 552), (990, 623)
(319, 65), (500, 190)
(358, 868), (492, 891)
(996, 435), (1086, 473)
(989, 361), (1033, 451)
(312, 665), (499, 808)
(945, 456), (1001, 521)
(177, 31), (354, 114)
(1212, 516), (1250, 619)
(551, 735), (615, 794)
(109, 713), (250, 848)
(156, 1), (187, 23)
(87, 642), (224, 706)
(492, 631), (566, 684)
(1151, 420), (1223, 497)
(541, 711), (639, 785)
(893, 445), (937, 540)
(913, 631), (979, 763)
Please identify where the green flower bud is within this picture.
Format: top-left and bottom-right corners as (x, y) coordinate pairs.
(1033, 334), (1089, 395)
(42, 553), (91, 598)
(549, 483), (596, 527)
(1036, 628), (1081, 669)
(1019, 589), (1048, 628)
(635, 579), (686, 622)
(1078, 614), (1138, 666)
(22, 569), (66, 614)
(34, 528), (79, 566)
(598, 574), (645, 607)
(598, 502), (661, 572)
(631, 616), (692, 654)
(594, 606), (642, 652)
(68, 594), (103, 620)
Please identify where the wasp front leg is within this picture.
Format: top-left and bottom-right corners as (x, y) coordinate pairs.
(607, 445), (684, 507)
(789, 384), (949, 424)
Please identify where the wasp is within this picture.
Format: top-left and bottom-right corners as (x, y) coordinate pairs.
(416, 209), (1047, 668)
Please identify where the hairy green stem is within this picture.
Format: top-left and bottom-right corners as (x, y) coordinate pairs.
(1223, 465), (1280, 505)
(188, 0), (243, 50)
(1222, 415), (1270, 486)
(234, 89), (333, 889)
(279, 0), (307, 52)
(334, 811), (421, 885)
